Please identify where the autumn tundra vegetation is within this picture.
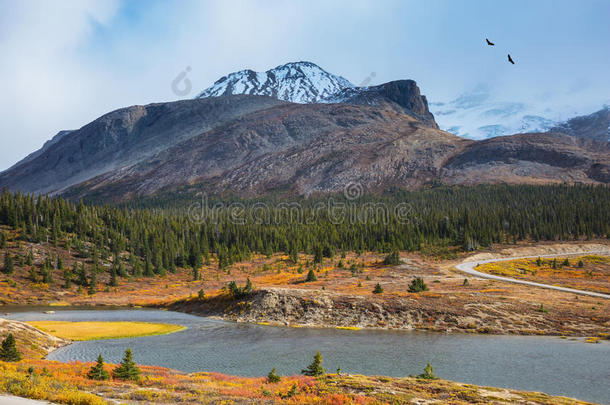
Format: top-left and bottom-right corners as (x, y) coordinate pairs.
(0, 185), (609, 403)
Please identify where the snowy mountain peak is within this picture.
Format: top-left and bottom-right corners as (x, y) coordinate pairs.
(197, 61), (354, 103)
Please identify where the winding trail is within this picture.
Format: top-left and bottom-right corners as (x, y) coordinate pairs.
(455, 250), (610, 299)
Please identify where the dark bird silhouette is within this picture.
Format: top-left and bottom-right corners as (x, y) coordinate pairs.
(486, 38), (495, 46)
(508, 54), (515, 64)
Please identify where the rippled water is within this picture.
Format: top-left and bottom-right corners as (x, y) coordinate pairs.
(8, 309), (610, 404)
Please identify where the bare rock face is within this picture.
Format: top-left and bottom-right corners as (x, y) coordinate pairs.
(324, 80), (438, 128)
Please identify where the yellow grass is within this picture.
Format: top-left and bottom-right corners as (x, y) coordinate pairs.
(26, 321), (186, 341)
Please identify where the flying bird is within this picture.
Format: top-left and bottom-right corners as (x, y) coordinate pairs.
(508, 54), (515, 64)
(486, 38), (495, 46)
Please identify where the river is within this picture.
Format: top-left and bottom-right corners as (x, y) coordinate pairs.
(6, 308), (610, 404)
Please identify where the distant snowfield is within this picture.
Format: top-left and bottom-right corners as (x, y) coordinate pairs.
(430, 89), (610, 140)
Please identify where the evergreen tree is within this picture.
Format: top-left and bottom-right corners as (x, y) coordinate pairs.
(78, 263), (88, 286)
(112, 348), (141, 381)
(192, 265), (200, 281)
(87, 354), (110, 380)
(198, 289), (205, 300)
(408, 277), (428, 293)
(243, 277), (253, 294)
(578, 260), (584, 268)
(373, 283), (384, 294)
(0, 333), (22, 362)
(25, 249), (33, 266)
(63, 267), (72, 289)
(417, 363), (437, 380)
(383, 251), (402, 265)
(88, 269), (97, 294)
(109, 267), (118, 287)
(3, 251), (13, 274)
(302, 351), (325, 376)
(267, 367), (281, 383)
(313, 246), (323, 264)
(306, 269), (317, 282)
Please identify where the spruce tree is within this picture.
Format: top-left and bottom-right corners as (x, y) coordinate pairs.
(87, 354), (110, 380)
(408, 277), (428, 293)
(373, 283), (384, 294)
(88, 269), (97, 294)
(301, 351), (325, 376)
(383, 251), (402, 265)
(267, 367), (281, 383)
(0, 333), (22, 362)
(306, 269), (317, 282)
(112, 348), (141, 381)
(3, 251), (13, 275)
(63, 268), (72, 289)
(109, 267), (118, 287)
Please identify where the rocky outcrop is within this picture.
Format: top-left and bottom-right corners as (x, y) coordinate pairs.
(324, 80), (438, 128)
(167, 287), (604, 336)
(0, 318), (69, 358)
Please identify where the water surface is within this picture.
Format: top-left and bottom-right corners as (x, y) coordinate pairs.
(8, 309), (609, 404)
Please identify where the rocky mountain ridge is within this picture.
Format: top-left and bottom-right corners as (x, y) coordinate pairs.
(0, 61), (608, 201)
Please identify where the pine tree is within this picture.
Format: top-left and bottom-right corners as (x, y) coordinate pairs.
(267, 367), (281, 383)
(243, 278), (253, 294)
(0, 333), (22, 362)
(408, 277), (428, 293)
(3, 251), (13, 275)
(302, 351), (325, 376)
(112, 348), (141, 381)
(88, 269), (97, 294)
(373, 283), (384, 294)
(108, 267), (118, 287)
(198, 289), (205, 300)
(63, 268), (72, 289)
(87, 354), (110, 380)
(417, 362), (437, 380)
(306, 269), (317, 282)
(383, 251), (402, 265)
(192, 265), (200, 281)
(78, 264), (88, 286)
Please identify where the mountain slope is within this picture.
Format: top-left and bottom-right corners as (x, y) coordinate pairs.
(63, 102), (466, 200)
(551, 106), (610, 143)
(0, 60), (608, 201)
(0, 96), (286, 194)
(197, 61), (353, 103)
(442, 132), (609, 186)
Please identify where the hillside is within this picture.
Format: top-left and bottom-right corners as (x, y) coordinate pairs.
(0, 62), (608, 201)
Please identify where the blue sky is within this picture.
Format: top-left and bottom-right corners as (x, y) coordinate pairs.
(0, 0), (609, 170)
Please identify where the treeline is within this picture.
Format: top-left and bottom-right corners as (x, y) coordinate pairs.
(1, 184), (609, 281)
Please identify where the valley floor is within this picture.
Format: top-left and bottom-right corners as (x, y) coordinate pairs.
(1, 240), (609, 337)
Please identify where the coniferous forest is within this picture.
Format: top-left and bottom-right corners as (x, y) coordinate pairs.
(1, 184), (609, 282)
